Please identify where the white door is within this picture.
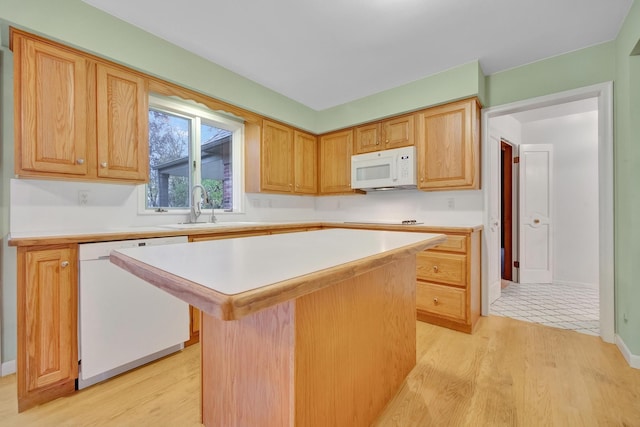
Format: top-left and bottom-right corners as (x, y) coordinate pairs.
(518, 144), (553, 284)
(487, 133), (503, 303)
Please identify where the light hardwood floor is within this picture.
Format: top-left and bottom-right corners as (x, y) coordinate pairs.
(1, 316), (639, 426)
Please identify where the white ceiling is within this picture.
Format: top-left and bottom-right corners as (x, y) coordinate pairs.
(83, 0), (632, 111)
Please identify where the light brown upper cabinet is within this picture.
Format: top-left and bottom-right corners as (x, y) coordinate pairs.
(319, 129), (354, 194)
(261, 120), (295, 192)
(416, 98), (480, 190)
(251, 119), (317, 195)
(293, 130), (318, 194)
(13, 33), (90, 177)
(11, 29), (149, 183)
(95, 64), (149, 181)
(354, 114), (415, 154)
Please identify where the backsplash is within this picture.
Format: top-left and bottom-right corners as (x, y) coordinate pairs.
(315, 189), (483, 225)
(9, 178), (483, 233)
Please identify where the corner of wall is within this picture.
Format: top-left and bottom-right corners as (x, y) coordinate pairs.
(615, 334), (640, 369)
(315, 61), (482, 133)
(1, 360), (16, 377)
(477, 61), (487, 107)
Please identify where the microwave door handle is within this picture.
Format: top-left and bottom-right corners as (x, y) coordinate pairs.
(392, 155), (398, 181)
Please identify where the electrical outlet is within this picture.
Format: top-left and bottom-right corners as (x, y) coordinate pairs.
(447, 198), (455, 210)
(78, 190), (90, 206)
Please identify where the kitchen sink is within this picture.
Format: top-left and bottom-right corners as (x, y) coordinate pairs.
(158, 222), (263, 229)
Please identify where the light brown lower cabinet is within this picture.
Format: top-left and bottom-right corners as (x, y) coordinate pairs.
(17, 244), (78, 412)
(185, 306), (201, 347)
(416, 228), (481, 333)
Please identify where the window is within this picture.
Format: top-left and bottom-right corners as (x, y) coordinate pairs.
(144, 95), (244, 213)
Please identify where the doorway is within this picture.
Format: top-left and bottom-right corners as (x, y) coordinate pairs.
(500, 140), (513, 283)
(481, 82), (614, 343)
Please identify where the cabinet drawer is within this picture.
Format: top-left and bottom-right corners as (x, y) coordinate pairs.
(417, 282), (466, 321)
(432, 235), (467, 253)
(416, 252), (466, 286)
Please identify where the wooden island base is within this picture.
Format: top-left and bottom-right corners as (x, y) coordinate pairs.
(201, 256), (417, 427)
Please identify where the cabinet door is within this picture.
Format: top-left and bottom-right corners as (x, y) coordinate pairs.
(293, 131), (318, 194)
(261, 120), (294, 192)
(15, 35), (89, 176)
(354, 123), (381, 154)
(319, 130), (354, 194)
(417, 99), (479, 190)
(18, 245), (78, 412)
(96, 64), (149, 181)
(383, 114), (415, 149)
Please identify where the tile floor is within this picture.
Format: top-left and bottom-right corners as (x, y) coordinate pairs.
(490, 281), (600, 336)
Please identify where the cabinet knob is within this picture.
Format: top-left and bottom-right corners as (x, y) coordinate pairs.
(376, 141), (380, 145)
(386, 139), (389, 143)
(533, 218), (540, 224)
(76, 158), (85, 165)
(100, 162), (108, 168)
(433, 265), (439, 273)
(433, 297), (439, 305)
(61, 261), (69, 268)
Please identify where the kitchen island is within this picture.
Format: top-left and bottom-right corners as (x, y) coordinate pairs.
(110, 228), (445, 427)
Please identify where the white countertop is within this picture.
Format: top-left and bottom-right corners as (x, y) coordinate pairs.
(8, 220), (481, 246)
(112, 228), (443, 296)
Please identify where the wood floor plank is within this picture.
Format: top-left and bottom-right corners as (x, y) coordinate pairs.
(0, 316), (638, 426)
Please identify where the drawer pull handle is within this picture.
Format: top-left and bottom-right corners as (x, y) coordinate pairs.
(433, 297), (439, 305)
(433, 265), (439, 273)
(61, 261), (69, 268)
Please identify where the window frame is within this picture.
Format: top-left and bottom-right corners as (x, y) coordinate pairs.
(138, 94), (245, 215)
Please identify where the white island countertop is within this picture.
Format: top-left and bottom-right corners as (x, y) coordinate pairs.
(111, 228), (445, 320)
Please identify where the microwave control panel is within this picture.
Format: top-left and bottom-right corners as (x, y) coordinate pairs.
(398, 154), (411, 180)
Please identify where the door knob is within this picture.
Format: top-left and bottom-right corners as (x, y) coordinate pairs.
(61, 261), (69, 268)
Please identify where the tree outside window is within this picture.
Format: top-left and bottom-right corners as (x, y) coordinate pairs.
(145, 96), (240, 212)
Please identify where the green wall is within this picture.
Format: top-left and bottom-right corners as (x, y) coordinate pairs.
(614, 0), (640, 355)
(485, 41), (616, 107)
(0, 0), (318, 131)
(315, 61), (484, 133)
(0, 45), (15, 364)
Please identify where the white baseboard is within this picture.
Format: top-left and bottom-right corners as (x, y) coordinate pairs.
(1, 360), (16, 376)
(615, 334), (640, 369)
(488, 280), (501, 305)
(553, 280), (598, 290)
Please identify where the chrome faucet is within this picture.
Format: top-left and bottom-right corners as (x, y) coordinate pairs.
(190, 184), (209, 223)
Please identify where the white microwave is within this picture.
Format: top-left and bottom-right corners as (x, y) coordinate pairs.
(351, 146), (417, 191)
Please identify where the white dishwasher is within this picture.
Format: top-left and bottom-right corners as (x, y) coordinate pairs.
(78, 236), (189, 389)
